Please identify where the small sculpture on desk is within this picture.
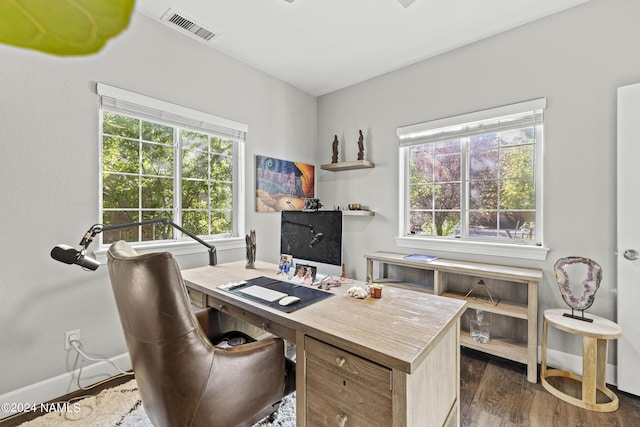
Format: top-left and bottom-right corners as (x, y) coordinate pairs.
(331, 135), (339, 163)
(245, 229), (256, 269)
(357, 129), (364, 160)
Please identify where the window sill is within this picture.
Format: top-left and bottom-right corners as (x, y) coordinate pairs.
(93, 237), (245, 265)
(395, 236), (549, 261)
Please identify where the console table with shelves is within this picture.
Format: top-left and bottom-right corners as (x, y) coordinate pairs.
(365, 251), (542, 383)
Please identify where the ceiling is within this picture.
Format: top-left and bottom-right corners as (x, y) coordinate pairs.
(135, 0), (591, 97)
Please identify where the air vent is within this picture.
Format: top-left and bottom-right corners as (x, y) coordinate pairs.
(161, 9), (217, 42)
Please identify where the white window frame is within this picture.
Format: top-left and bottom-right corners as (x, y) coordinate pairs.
(396, 98), (549, 261)
(94, 83), (246, 259)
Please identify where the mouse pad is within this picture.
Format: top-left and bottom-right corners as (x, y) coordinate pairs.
(216, 276), (333, 313)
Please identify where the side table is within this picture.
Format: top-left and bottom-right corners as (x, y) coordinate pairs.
(540, 308), (622, 412)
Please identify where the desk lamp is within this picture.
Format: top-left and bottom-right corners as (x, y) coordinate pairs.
(51, 218), (217, 270)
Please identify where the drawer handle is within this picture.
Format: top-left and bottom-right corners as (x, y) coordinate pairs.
(335, 413), (348, 427)
(262, 322), (270, 331)
(335, 356), (346, 367)
(218, 304), (226, 311)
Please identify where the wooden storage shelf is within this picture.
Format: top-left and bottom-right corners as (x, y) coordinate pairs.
(441, 291), (529, 319)
(342, 209), (375, 216)
(460, 332), (529, 365)
(365, 251), (542, 383)
(320, 159), (375, 171)
(374, 279), (434, 294)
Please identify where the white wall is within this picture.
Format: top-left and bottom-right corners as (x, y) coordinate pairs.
(317, 0), (640, 365)
(1, 0), (637, 403)
(0, 12), (316, 398)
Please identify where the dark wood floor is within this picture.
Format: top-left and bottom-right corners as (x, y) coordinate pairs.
(460, 348), (640, 427)
(2, 349), (639, 426)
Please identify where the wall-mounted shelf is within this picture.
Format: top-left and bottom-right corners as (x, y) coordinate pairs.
(342, 210), (375, 216)
(321, 159), (375, 171)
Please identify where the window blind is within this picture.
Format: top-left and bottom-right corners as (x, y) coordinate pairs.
(97, 83), (247, 142)
(397, 98), (546, 147)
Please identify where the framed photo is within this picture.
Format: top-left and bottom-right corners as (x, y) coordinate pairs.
(277, 254), (293, 277)
(255, 155), (315, 212)
(292, 263), (317, 285)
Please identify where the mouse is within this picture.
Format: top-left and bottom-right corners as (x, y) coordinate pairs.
(279, 296), (301, 306)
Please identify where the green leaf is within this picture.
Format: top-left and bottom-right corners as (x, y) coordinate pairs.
(0, 0), (134, 56)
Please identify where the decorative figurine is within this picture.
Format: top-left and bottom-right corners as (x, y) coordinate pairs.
(357, 129), (364, 160)
(245, 229), (256, 269)
(331, 135), (339, 163)
(553, 256), (602, 322)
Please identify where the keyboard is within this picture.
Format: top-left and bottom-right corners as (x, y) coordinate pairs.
(238, 285), (288, 302)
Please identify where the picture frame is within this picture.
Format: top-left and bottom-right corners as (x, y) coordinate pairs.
(255, 155), (315, 212)
(292, 263), (317, 285)
(277, 254), (293, 277)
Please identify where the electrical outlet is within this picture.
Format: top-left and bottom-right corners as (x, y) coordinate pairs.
(64, 329), (80, 351)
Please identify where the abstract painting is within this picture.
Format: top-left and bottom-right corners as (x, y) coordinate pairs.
(255, 155), (315, 212)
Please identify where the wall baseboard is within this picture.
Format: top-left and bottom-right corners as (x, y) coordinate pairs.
(0, 353), (131, 420)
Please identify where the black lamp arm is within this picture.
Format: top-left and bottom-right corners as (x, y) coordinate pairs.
(81, 218), (217, 266)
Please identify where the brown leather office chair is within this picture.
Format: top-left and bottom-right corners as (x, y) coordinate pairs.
(107, 240), (294, 427)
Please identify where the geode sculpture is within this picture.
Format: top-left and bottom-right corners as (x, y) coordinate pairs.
(553, 256), (602, 321)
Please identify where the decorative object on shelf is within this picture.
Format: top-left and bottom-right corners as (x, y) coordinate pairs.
(255, 155), (315, 212)
(470, 309), (490, 343)
(553, 256), (602, 322)
(333, 204), (375, 216)
(303, 198), (323, 211)
(464, 279), (501, 306)
(331, 135), (339, 163)
(245, 229), (256, 269)
(357, 129), (365, 160)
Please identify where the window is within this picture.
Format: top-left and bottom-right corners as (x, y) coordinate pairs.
(97, 83), (246, 246)
(397, 99), (546, 259)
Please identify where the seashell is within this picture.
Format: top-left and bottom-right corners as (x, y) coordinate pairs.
(347, 286), (368, 299)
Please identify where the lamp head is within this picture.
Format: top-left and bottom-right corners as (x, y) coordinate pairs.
(50, 244), (101, 271)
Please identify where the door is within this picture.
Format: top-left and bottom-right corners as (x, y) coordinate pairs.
(617, 82), (640, 396)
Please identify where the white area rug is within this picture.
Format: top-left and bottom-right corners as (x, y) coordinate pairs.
(18, 379), (296, 427)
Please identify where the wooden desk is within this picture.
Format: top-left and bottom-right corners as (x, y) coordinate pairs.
(182, 260), (466, 427)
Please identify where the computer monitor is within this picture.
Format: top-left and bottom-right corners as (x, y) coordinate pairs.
(280, 210), (343, 278)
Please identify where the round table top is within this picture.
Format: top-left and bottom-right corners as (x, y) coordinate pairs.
(544, 308), (622, 339)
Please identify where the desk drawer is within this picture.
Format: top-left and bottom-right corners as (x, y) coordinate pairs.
(207, 295), (296, 342)
(305, 337), (391, 390)
(305, 337), (392, 426)
(186, 287), (206, 309)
